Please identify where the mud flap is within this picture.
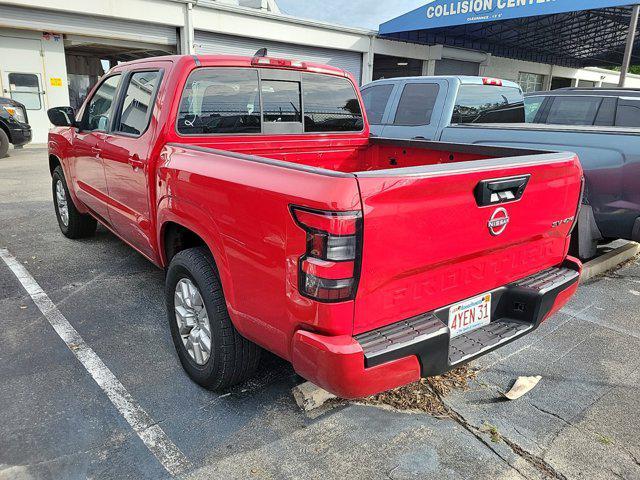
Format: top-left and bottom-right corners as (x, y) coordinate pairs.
(575, 205), (602, 260)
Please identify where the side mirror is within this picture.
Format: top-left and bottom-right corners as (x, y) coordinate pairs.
(47, 106), (77, 127)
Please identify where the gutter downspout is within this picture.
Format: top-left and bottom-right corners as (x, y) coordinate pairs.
(362, 35), (375, 85)
(619, 4), (639, 88)
(180, 1), (196, 55)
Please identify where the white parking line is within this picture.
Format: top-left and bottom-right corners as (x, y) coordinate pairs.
(0, 248), (191, 477)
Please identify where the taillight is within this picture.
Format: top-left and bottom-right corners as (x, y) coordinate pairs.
(291, 206), (362, 302)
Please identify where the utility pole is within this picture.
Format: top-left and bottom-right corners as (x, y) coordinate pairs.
(619, 4), (640, 87)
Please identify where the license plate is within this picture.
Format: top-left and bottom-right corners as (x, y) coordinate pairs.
(448, 293), (491, 338)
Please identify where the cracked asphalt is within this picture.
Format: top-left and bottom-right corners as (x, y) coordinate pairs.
(1, 148), (639, 480)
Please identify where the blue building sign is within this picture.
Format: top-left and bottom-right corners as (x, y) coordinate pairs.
(380, 0), (640, 34)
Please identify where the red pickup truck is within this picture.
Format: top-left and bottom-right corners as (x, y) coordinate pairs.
(47, 54), (583, 399)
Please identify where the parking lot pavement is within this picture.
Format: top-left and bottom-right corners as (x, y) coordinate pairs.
(1, 148), (639, 480)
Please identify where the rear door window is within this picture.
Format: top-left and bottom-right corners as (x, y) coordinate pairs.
(615, 99), (640, 127)
(177, 68), (261, 135)
(361, 84), (394, 125)
(546, 96), (602, 125)
(453, 85), (524, 123)
(115, 70), (161, 136)
(302, 74), (363, 132)
(393, 83), (439, 126)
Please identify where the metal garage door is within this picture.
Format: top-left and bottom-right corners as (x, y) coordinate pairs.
(0, 4), (177, 45)
(434, 59), (480, 76)
(194, 31), (363, 83)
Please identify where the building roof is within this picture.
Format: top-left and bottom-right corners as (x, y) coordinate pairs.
(379, 2), (640, 68)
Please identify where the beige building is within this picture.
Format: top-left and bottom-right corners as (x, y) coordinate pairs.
(1, 0), (639, 143)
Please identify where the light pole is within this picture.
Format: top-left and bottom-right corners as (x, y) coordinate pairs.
(619, 4), (640, 87)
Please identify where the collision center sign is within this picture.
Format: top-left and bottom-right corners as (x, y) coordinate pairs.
(380, 0), (640, 33)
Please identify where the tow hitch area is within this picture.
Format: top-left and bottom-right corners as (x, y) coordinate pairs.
(355, 260), (581, 377)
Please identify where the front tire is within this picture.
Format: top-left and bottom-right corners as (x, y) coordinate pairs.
(0, 129), (9, 159)
(52, 166), (97, 238)
(166, 247), (261, 391)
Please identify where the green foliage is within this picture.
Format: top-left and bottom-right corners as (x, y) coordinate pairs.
(607, 65), (640, 74)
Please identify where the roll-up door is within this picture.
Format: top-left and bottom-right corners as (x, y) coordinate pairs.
(434, 59), (480, 76)
(194, 31), (362, 83)
(0, 4), (177, 45)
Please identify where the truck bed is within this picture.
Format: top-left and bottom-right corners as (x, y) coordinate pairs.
(171, 137), (555, 175)
(162, 137), (582, 337)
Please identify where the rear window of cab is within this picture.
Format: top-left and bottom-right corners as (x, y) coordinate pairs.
(176, 68), (364, 135)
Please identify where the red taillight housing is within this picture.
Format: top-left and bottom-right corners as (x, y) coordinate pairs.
(251, 56), (307, 70)
(291, 206), (362, 303)
(482, 77), (503, 86)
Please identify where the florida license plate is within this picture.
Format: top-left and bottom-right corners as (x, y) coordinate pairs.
(448, 293), (491, 338)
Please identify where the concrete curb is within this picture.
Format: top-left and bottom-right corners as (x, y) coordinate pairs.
(580, 242), (640, 283)
(292, 382), (336, 411)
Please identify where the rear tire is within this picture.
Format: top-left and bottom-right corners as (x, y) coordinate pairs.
(0, 129), (9, 159)
(166, 247), (261, 391)
(52, 166), (97, 238)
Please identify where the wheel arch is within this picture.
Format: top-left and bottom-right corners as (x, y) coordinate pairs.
(0, 121), (11, 143)
(157, 196), (237, 310)
(49, 153), (62, 175)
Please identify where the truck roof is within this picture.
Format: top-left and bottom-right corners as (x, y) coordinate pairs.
(363, 76), (521, 90)
(111, 54), (350, 78)
(525, 88), (640, 98)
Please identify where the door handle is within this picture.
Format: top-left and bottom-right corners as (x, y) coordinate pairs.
(412, 136), (428, 141)
(475, 175), (530, 206)
(128, 154), (144, 170)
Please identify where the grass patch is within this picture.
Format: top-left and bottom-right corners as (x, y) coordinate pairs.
(481, 422), (502, 443)
(597, 434), (613, 445)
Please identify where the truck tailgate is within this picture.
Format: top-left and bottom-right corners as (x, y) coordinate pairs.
(353, 152), (582, 334)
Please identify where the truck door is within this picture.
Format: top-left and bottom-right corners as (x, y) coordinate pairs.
(71, 73), (122, 224)
(378, 78), (449, 141)
(100, 68), (163, 261)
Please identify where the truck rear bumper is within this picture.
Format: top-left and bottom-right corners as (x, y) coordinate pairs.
(291, 257), (581, 399)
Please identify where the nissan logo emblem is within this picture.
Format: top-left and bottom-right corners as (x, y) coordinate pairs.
(488, 207), (510, 236)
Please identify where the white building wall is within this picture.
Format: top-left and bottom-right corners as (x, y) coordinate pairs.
(41, 32), (70, 115)
(482, 55), (640, 90)
(1, 0), (639, 145)
(0, 27), (69, 143)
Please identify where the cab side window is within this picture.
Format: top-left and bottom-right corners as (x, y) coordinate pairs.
(81, 75), (122, 132)
(615, 99), (640, 127)
(546, 96), (602, 125)
(393, 83), (439, 126)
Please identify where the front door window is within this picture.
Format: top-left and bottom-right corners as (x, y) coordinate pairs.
(81, 75), (122, 132)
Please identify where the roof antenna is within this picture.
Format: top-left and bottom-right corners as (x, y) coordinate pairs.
(254, 48), (268, 57)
